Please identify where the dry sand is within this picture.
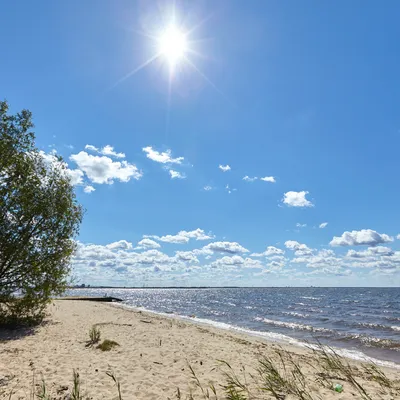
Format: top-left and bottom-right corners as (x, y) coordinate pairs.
(0, 300), (399, 399)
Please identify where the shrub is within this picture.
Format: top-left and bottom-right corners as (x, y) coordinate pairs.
(0, 100), (83, 326)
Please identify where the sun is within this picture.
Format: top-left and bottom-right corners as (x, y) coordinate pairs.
(158, 25), (187, 67)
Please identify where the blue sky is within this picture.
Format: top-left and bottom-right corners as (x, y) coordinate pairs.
(2, 1), (400, 286)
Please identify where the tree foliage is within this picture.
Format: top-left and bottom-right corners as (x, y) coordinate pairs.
(0, 100), (83, 325)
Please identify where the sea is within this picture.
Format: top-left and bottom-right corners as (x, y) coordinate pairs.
(66, 287), (400, 367)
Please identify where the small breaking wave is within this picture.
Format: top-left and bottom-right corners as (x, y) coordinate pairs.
(254, 317), (332, 333)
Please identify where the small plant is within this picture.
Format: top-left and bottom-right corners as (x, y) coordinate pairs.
(97, 339), (120, 351)
(312, 343), (372, 400)
(106, 369), (123, 400)
(86, 325), (101, 347)
(36, 376), (51, 400)
(71, 369), (83, 400)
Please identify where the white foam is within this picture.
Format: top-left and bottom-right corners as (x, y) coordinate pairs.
(111, 302), (400, 370)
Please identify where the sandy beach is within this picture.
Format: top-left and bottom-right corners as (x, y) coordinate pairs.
(0, 300), (399, 399)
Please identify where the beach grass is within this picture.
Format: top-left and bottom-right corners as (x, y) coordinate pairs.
(3, 346), (400, 400)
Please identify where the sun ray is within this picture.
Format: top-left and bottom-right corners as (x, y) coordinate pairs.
(110, 53), (160, 90)
(183, 56), (231, 103)
(185, 13), (215, 36)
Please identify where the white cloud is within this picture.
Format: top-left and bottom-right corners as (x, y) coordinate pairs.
(292, 249), (341, 270)
(211, 256), (263, 270)
(39, 150), (84, 186)
(296, 223), (307, 228)
(175, 251), (199, 263)
(135, 238), (161, 250)
(212, 255), (245, 268)
(169, 170), (185, 179)
(67, 169), (85, 186)
(251, 246), (285, 257)
(85, 145), (99, 152)
(397, 234), (400, 240)
(225, 184), (237, 194)
(265, 246), (285, 256)
(260, 176), (276, 183)
(203, 241), (249, 254)
(106, 240), (133, 250)
(330, 229), (394, 247)
(203, 185), (212, 191)
(154, 234), (189, 244)
(219, 164), (231, 172)
(84, 185), (95, 194)
(284, 240), (314, 256)
(181, 229), (215, 241)
(319, 222), (328, 229)
(243, 176), (257, 182)
(143, 146), (184, 164)
(282, 191), (313, 207)
(101, 145), (125, 158)
(70, 151), (142, 184)
(148, 229), (215, 244)
(346, 246), (394, 258)
(85, 144), (125, 158)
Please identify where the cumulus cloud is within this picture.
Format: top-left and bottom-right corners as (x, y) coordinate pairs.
(284, 240), (314, 256)
(260, 176), (276, 183)
(242, 176), (276, 183)
(106, 240), (133, 250)
(203, 241), (249, 254)
(148, 229), (215, 244)
(84, 185), (95, 194)
(251, 246), (285, 257)
(330, 229), (393, 247)
(39, 150), (84, 186)
(175, 251), (199, 263)
(243, 176), (258, 182)
(346, 246), (394, 258)
(142, 146), (184, 164)
(136, 238), (161, 250)
(219, 164), (231, 172)
(212, 255), (245, 268)
(85, 144), (125, 158)
(70, 151), (142, 184)
(203, 185), (212, 191)
(282, 191), (313, 207)
(211, 256), (263, 269)
(397, 234), (400, 240)
(67, 169), (85, 186)
(319, 222), (328, 229)
(169, 170), (185, 179)
(296, 223), (307, 228)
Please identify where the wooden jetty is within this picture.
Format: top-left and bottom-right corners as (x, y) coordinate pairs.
(58, 296), (123, 303)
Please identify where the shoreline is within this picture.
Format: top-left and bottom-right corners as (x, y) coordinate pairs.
(1, 300), (399, 399)
(112, 302), (400, 370)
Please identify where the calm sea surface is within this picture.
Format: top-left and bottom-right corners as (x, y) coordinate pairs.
(67, 287), (400, 366)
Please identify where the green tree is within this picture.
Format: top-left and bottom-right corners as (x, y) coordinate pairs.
(0, 100), (83, 325)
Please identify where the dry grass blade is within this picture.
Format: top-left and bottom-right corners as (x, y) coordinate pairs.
(106, 369), (123, 400)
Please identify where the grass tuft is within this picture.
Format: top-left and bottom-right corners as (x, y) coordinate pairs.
(86, 325), (101, 347)
(97, 339), (120, 351)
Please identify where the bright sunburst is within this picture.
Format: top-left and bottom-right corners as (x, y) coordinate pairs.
(158, 25), (187, 68)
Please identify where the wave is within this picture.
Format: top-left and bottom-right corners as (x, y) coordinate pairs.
(353, 322), (400, 332)
(254, 317), (332, 333)
(281, 311), (310, 319)
(338, 334), (400, 351)
(111, 302), (400, 370)
(300, 296), (321, 300)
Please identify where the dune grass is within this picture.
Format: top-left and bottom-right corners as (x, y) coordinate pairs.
(85, 325), (101, 347)
(2, 342), (400, 399)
